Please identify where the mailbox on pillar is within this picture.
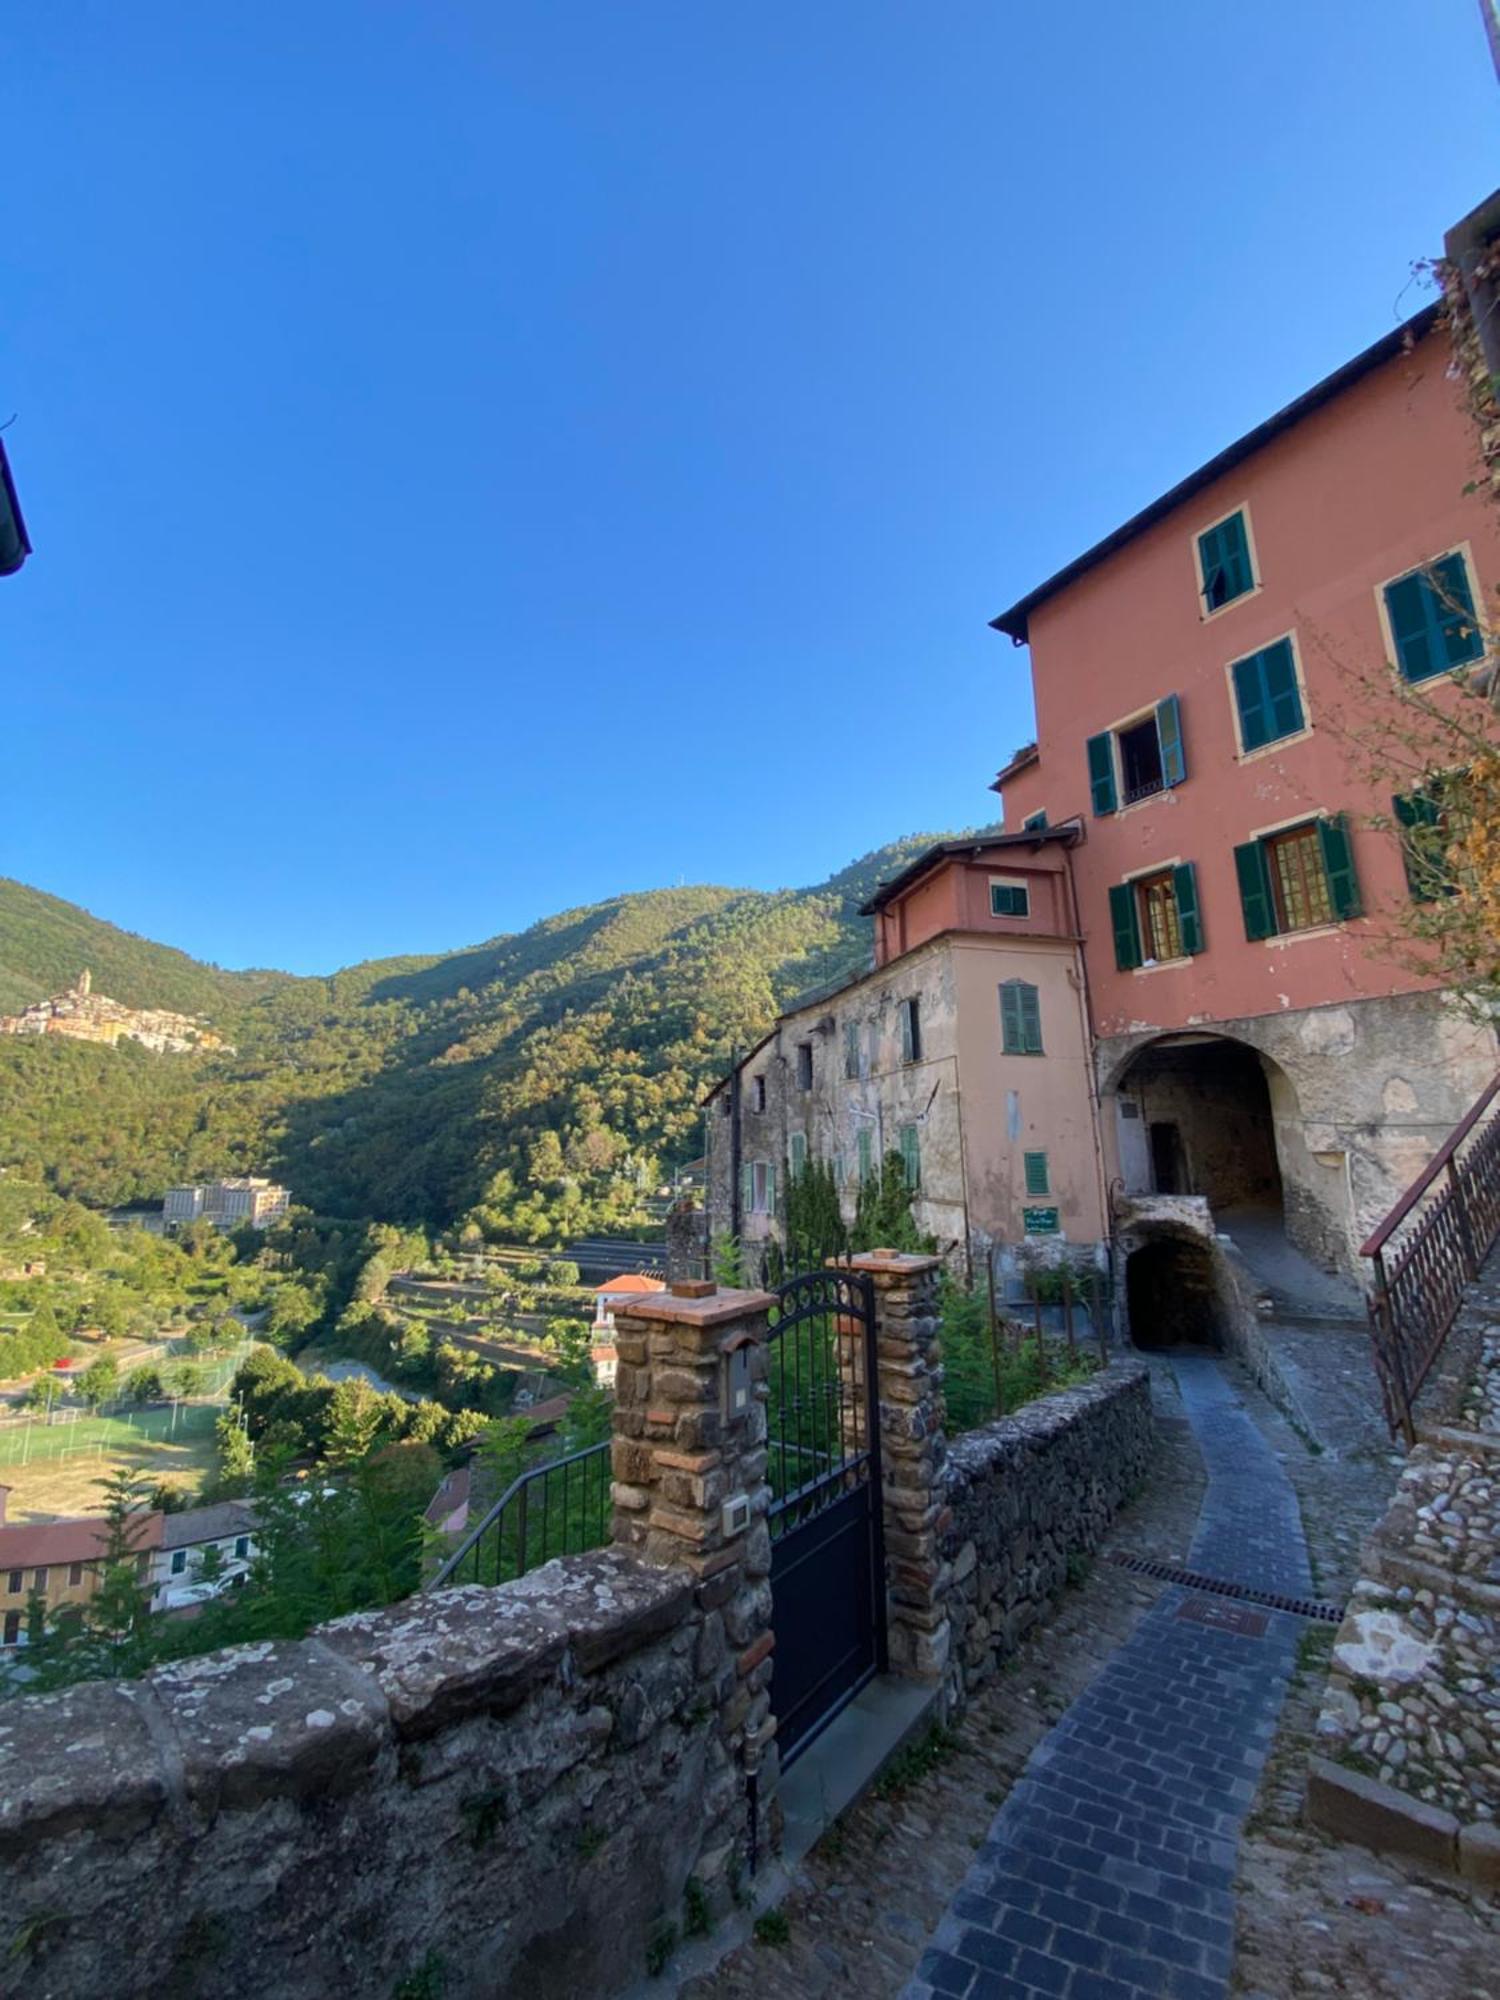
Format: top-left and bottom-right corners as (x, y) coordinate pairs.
(722, 1328), (756, 1422)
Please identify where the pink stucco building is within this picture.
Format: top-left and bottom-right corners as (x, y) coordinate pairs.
(992, 301), (1498, 1278)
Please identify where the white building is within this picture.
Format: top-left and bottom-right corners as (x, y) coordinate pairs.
(162, 1179), (290, 1231)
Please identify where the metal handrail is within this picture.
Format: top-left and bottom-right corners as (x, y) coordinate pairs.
(426, 1437), (610, 1591)
(1360, 1071), (1500, 1258)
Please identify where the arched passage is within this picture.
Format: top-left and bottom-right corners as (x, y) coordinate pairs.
(1124, 1233), (1227, 1350)
(1109, 1034), (1287, 1220)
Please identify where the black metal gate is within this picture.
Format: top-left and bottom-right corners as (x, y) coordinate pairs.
(768, 1266), (886, 1769)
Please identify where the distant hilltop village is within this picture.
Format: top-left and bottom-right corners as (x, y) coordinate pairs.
(0, 969), (231, 1055)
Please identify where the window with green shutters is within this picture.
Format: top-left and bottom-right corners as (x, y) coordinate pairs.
(999, 979), (1043, 1055)
(1197, 509), (1255, 613)
(1233, 816), (1362, 939)
(989, 880), (1030, 917)
(1086, 694), (1187, 816)
(899, 1123), (921, 1190)
(1231, 636), (1305, 752)
(789, 1131), (807, 1176)
(1384, 553), (1483, 683)
(1023, 1150), (1050, 1196)
(1109, 863), (1204, 970)
(1022, 810), (1048, 832)
(1393, 786), (1456, 902)
(843, 1020), (860, 1079)
(899, 996), (922, 1063)
(856, 1129), (873, 1183)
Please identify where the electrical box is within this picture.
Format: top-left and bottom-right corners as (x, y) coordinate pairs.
(722, 1333), (754, 1421)
(721, 1492), (751, 1539)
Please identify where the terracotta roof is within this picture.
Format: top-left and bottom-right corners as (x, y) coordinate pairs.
(990, 305), (1440, 644)
(598, 1274), (668, 1295)
(160, 1502), (257, 1550)
(0, 1510), (165, 1570)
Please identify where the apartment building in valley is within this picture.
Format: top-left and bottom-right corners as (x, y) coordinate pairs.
(993, 299), (1498, 1278)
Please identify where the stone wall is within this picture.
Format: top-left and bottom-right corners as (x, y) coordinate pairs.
(939, 1362), (1154, 1699)
(0, 1550), (755, 2000)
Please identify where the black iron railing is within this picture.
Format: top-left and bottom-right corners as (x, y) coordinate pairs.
(426, 1439), (612, 1591)
(1362, 1072), (1500, 1445)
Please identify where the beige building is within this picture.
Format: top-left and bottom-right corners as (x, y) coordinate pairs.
(705, 834), (1108, 1280)
(163, 1178), (290, 1231)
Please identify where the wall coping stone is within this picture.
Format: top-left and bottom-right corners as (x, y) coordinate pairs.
(943, 1361), (1150, 1485)
(839, 1252), (943, 1276)
(614, 1286), (777, 1328)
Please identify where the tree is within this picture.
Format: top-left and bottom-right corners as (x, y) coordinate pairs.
(24, 1374), (60, 1414)
(124, 1364), (164, 1404)
(265, 1281), (320, 1347)
(78, 1356), (119, 1410)
(322, 1377), (390, 1467)
(208, 1409), (256, 1499)
(168, 1361), (206, 1400)
(852, 1152), (933, 1257)
(544, 1258), (581, 1289)
(26, 1471), (158, 1690)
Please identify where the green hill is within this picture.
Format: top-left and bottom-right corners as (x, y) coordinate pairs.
(0, 834), (984, 1238)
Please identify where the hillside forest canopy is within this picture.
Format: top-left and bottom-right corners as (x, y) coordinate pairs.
(0, 835), (986, 1242)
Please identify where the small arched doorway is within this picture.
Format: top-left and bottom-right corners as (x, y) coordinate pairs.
(1124, 1233), (1226, 1351)
(1110, 1034), (1285, 1222)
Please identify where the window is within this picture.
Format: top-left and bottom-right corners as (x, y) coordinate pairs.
(898, 996), (922, 1063)
(843, 1020), (860, 1080)
(789, 1131), (807, 1176)
(1233, 816), (1361, 940)
(1023, 1151), (1050, 1196)
(170, 1550), (188, 1576)
(1231, 636), (1305, 752)
(1000, 980), (1043, 1055)
(1085, 695), (1185, 815)
(1384, 553), (1483, 683)
(2, 1610), (19, 1647)
(1197, 508), (1255, 613)
(989, 880), (1030, 918)
(795, 1042), (813, 1091)
(832, 1152), (847, 1189)
(741, 1161), (778, 1215)
(1109, 864), (1203, 970)
(899, 1124), (921, 1190)
(856, 1129), (873, 1182)
(752, 1075), (767, 1113)
(5, 1570), (20, 1596)
(1394, 783), (1458, 903)
(32, 1568), (47, 1592)
(1022, 810), (1048, 832)
(68, 1562), (84, 1587)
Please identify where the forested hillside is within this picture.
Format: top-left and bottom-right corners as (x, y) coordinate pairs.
(0, 835), (981, 1239)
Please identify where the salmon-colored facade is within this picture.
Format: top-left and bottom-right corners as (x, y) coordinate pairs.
(990, 310), (1498, 1274)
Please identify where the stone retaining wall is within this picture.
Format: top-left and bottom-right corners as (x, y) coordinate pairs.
(0, 1550), (749, 2000)
(939, 1361), (1154, 1700)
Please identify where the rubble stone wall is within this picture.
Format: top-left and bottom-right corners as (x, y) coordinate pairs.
(939, 1362), (1154, 1699)
(0, 1551), (743, 2000)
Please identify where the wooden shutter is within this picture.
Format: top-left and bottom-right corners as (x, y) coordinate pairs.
(1393, 790), (1442, 901)
(900, 1124), (920, 1189)
(1385, 573), (1437, 682)
(1156, 693), (1186, 786)
(1234, 840), (1277, 941)
(789, 1132), (806, 1176)
(1108, 882), (1143, 970)
(1432, 553), (1483, 670)
(899, 998), (920, 1063)
(1317, 814), (1363, 921)
(1232, 654), (1271, 751)
(1172, 862), (1204, 954)
(1023, 1150), (1049, 1196)
(857, 1129), (872, 1181)
(1020, 983), (1043, 1053)
(1022, 810), (1048, 831)
(1000, 981), (1023, 1051)
(766, 1162), (779, 1216)
(1197, 520), (1224, 609)
(740, 1162), (754, 1214)
(1262, 638), (1304, 738)
(1086, 732), (1117, 815)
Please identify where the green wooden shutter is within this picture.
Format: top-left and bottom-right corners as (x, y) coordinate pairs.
(843, 1020), (859, 1078)
(1317, 814), (1363, 921)
(1431, 553), (1483, 670)
(1385, 573), (1437, 682)
(1020, 983), (1043, 1053)
(1023, 1150), (1050, 1196)
(1156, 693), (1186, 786)
(1197, 520), (1224, 609)
(789, 1132), (806, 1176)
(1393, 791), (1442, 901)
(766, 1162), (779, 1216)
(1086, 732), (1117, 815)
(1172, 862), (1204, 954)
(899, 1124), (920, 1189)
(740, 1162), (753, 1214)
(1231, 654), (1271, 751)
(1000, 981), (1022, 1051)
(900, 998), (919, 1063)
(1022, 810), (1048, 831)
(1220, 513), (1252, 599)
(1108, 882), (1143, 970)
(1262, 638), (1304, 739)
(1234, 840), (1277, 941)
(856, 1129), (872, 1182)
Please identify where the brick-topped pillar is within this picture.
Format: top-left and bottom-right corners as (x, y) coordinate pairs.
(839, 1251), (951, 1684)
(610, 1281), (781, 1885)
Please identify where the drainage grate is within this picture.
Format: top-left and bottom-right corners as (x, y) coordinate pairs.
(1108, 1552), (1345, 1624)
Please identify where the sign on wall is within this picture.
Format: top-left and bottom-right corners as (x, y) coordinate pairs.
(1022, 1206), (1060, 1235)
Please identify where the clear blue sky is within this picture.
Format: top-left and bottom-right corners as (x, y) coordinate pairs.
(3, 4), (1495, 974)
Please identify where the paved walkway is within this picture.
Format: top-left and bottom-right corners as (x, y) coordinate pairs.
(902, 1359), (1309, 2000)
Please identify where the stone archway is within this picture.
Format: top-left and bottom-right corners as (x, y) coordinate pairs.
(1105, 1033), (1287, 1221)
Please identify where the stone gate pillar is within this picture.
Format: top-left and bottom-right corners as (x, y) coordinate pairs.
(840, 1251), (950, 1683)
(609, 1280), (781, 1884)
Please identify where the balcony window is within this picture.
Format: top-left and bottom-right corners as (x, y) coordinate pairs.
(1086, 696), (1185, 815)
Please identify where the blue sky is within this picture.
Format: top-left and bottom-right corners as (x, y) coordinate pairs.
(3, 3), (1495, 974)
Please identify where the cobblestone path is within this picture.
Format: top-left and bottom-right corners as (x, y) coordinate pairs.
(903, 1359), (1310, 2000)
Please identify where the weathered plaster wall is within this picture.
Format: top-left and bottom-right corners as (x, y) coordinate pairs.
(0, 1553), (747, 2000)
(1101, 992), (1497, 1276)
(938, 1363), (1154, 1699)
